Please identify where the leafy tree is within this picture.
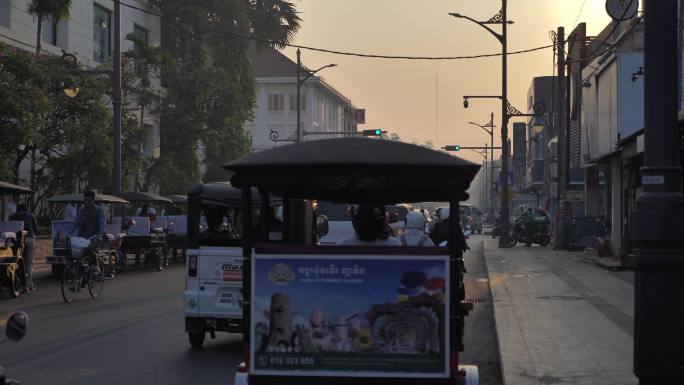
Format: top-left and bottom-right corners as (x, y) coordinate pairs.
(27, 0), (72, 53)
(143, 0), (301, 193)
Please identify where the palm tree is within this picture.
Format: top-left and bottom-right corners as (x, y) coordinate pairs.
(28, 0), (72, 53)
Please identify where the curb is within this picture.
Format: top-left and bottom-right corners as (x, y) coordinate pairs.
(479, 240), (508, 385)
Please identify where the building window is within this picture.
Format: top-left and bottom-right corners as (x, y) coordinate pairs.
(289, 94), (306, 111)
(268, 94), (285, 111)
(133, 24), (149, 78)
(42, 16), (58, 46)
(0, 1), (10, 28)
(93, 4), (111, 63)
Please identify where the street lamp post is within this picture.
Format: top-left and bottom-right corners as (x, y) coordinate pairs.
(468, 146), (489, 216)
(469, 113), (496, 221)
(451, 0), (513, 246)
(296, 49), (336, 143)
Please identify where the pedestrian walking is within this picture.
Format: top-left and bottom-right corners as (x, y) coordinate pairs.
(9, 203), (38, 292)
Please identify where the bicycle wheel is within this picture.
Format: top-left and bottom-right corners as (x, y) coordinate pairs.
(88, 257), (105, 298)
(61, 265), (80, 303)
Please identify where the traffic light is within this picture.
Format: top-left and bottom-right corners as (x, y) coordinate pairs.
(444, 145), (461, 151)
(362, 129), (385, 136)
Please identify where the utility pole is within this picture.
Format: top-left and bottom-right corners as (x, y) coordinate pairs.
(113, 0), (122, 194)
(631, 1), (684, 383)
(554, 26), (567, 250)
(296, 48), (302, 143)
(499, 0), (510, 247)
(489, 112), (495, 222)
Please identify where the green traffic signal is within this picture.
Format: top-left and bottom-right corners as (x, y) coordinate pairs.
(362, 129), (385, 136)
(444, 145), (461, 151)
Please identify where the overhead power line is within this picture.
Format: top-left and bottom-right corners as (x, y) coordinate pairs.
(118, 0), (552, 61)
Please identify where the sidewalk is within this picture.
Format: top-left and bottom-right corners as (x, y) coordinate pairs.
(482, 237), (637, 385)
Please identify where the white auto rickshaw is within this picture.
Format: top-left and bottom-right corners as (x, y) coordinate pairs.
(0, 181), (33, 298)
(223, 137), (481, 385)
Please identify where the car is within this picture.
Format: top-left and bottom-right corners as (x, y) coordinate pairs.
(460, 204), (483, 234)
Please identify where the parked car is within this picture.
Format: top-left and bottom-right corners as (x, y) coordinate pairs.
(460, 204), (483, 234)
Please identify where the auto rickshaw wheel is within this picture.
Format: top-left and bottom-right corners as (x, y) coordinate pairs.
(9, 260), (25, 298)
(155, 248), (164, 271)
(188, 332), (205, 349)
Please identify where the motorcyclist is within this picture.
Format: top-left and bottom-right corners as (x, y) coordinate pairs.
(400, 211), (435, 246)
(522, 207), (535, 247)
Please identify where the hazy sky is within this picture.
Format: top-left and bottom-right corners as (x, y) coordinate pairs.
(282, 0), (612, 164)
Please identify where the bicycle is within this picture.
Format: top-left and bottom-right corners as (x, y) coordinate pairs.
(60, 236), (110, 303)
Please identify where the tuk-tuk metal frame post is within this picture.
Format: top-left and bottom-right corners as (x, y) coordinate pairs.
(282, 198), (291, 243)
(259, 191), (270, 242)
(448, 197), (465, 376)
(241, 187), (253, 347)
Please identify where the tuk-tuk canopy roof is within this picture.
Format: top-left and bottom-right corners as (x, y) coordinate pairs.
(187, 182), (281, 207)
(165, 194), (187, 204)
(0, 181), (33, 194)
(115, 191), (173, 204)
(225, 137), (480, 203)
(47, 193), (129, 204)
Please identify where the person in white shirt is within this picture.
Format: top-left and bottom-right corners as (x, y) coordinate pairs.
(400, 211), (435, 247)
(337, 204), (401, 246)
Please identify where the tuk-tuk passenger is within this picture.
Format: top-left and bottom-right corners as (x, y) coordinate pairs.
(200, 207), (231, 244)
(337, 204), (401, 246)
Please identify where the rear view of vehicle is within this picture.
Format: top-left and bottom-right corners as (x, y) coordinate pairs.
(460, 204), (483, 234)
(183, 183), (282, 349)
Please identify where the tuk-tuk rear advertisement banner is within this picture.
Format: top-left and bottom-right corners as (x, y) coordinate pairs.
(251, 254), (449, 378)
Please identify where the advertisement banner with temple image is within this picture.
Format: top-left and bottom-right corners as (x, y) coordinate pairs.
(250, 254), (449, 378)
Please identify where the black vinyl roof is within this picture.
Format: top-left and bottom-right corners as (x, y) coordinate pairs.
(165, 194), (187, 204)
(0, 181), (33, 194)
(47, 193), (129, 204)
(187, 182), (280, 206)
(225, 137), (480, 204)
(115, 191), (173, 203)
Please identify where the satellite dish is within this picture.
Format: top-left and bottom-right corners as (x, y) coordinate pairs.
(605, 0), (638, 21)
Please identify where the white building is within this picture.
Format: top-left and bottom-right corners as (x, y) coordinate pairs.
(0, 0), (162, 180)
(246, 46), (357, 152)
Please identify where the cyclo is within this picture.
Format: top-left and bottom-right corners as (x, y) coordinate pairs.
(114, 192), (173, 271)
(45, 193), (129, 278)
(224, 137), (481, 385)
(0, 181), (33, 298)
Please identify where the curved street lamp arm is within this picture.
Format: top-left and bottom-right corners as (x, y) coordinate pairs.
(449, 13), (504, 43)
(468, 121), (493, 136)
(299, 64), (337, 86)
(468, 149), (488, 160)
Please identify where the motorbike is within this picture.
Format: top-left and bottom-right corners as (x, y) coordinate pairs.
(1, 311), (29, 385)
(512, 215), (551, 246)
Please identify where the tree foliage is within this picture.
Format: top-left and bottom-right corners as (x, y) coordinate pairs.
(143, 0), (301, 193)
(27, 0), (72, 53)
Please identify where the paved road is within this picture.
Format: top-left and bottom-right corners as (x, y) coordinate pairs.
(0, 264), (242, 385)
(0, 239), (502, 385)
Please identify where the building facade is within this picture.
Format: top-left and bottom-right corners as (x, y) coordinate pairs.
(0, 0), (162, 184)
(246, 46), (357, 152)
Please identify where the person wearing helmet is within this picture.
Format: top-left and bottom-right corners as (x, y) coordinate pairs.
(400, 211), (435, 247)
(337, 204), (401, 246)
(429, 207), (450, 245)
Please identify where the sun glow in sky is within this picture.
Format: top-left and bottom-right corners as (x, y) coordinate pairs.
(282, 0), (612, 163)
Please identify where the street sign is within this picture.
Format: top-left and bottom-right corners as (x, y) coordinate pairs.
(566, 190), (584, 202)
(353, 109), (366, 124)
(513, 122), (527, 167)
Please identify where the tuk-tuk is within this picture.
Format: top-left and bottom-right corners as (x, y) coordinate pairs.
(165, 194), (188, 261)
(0, 181), (33, 298)
(45, 193), (129, 277)
(115, 192), (173, 271)
(183, 182), (286, 349)
(224, 137), (480, 385)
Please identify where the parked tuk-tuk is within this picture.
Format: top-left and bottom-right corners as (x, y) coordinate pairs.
(183, 182), (288, 349)
(115, 192), (173, 271)
(165, 194), (188, 261)
(45, 193), (129, 277)
(224, 137), (480, 385)
(0, 181), (33, 298)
